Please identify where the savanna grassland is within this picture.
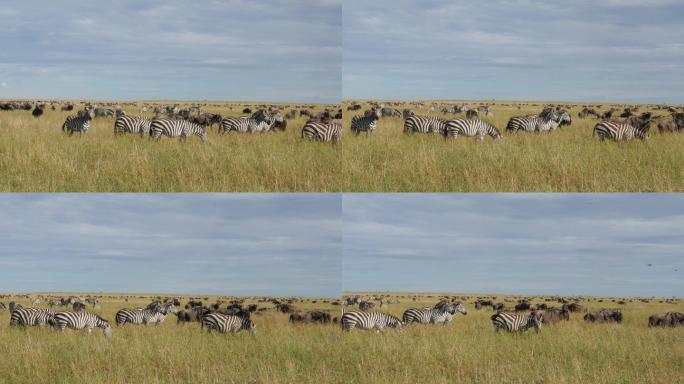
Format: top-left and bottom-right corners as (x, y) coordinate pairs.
(338, 292), (684, 384)
(0, 294), (341, 384)
(0, 101), (341, 192)
(342, 101), (684, 192)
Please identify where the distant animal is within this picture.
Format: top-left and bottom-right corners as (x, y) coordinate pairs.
(201, 313), (256, 334)
(53, 311), (112, 336)
(62, 109), (94, 135)
(351, 109), (381, 136)
(648, 311), (683, 327)
(584, 309), (623, 323)
(72, 302), (86, 312)
(402, 301), (467, 325)
(32, 105), (44, 118)
(538, 308), (570, 324)
(491, 311), (542, 333)
(340, 310), (403, 333)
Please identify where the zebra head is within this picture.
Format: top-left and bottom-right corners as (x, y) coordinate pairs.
(559, 112), (572, 127)
(100, 318), (112, 337)
(388, 315), (404, 333)
(452, 302), (467, 315)
(164, 303), (178, 314)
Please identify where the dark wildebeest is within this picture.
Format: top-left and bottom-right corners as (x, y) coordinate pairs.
(358, 301), (375, 311)
(242, 108), (252, 114)
(539, 308), (570, 324)
(474, 300), (493, 310)
(515, 302), (531, 311)
(492, 302), (505, 312)
(562, 303), (586, 313)
(466, 109), (478, 119)
(648, 311), (684, 327)
(32, 105), (44, 118)
(176, 307), (210, 324)
(347, 103), (362, 111)
(72, 302), (86, 312)
(584, 309), (623, 323)
(61, 104), (74, 111)
(289, 310), (332, 324)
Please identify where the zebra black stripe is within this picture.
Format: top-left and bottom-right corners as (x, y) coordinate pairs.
(403, 115), (447, 135)
(114, 115), (152, 136)
(301, 121), (342, 143)
(10, 307), (55, 327)
(340, 310), (403, 332)
(491, 312), (542, 333)
(53, 311), (112, 336)
(444, 119), (502, 140)
(150, 119), (208, 141)
(593, 121), (650, 141)
(201, 313), (256, 334)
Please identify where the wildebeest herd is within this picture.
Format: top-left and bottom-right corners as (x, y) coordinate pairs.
(0, 100), (343, 143)
(346, 100), (684, 142)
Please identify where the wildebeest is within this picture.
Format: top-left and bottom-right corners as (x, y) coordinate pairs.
(465, 109), (478, 119)
(538, 308), (570, 324)
(32, 105), (44, 118)
(242, 108), (252, 114)
(562, 303), (586, 313)
(72, 302), (86, 312)
(358, 301), (375, 311)
(648, 311), (684, 327)
(474, 299), (493, 310)
(289, 310), (332, 324)
(515, 301), (531, 311)
(584, 309), (623, 323)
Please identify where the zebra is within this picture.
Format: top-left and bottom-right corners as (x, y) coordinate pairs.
(114, 115), (152, 136)
(534, 111), (571, 133)
(350, 109), (381, 136)
(403, 115), (448, 135)
(219, 111), (282, 134)
(115, 302), (176, 326)
(62, 109), (94, 135)
(444, 119), (502, 141)
(53, 311), (112, 336)
(201, 313), (256, 334)
(593, 121), (650, 141)
(491, 311), (542, 333)
(340, 310), (403, 333)
(301, 121), (342, 143)
(10, 307), (55, 327)
(150, 119), (208, 142)
(402, 301), (467, 326)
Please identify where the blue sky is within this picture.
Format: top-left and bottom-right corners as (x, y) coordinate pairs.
(0, 1), (341, 102)
(343, 194), (684, 297)
(343, 0), (684, 103)
(0, 194), (341, 297)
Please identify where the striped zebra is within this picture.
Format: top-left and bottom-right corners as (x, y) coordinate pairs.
(351, 109), (381, 136)
(150, 119), (208, 142)
(403, 115), (447, 135)
(219, 111), (282, 134)
(403, 302), (467, 326)
(10, 307), (55, 327)
(201, 313), (256, 334)
(115, 303), (176, 326)
(535, 111), (571, 133)
(301, 121), (342, 143)
(114, 115), (152, 136)
(340, 310), (403, 333)
(444, 119), (502, 141)
(593, 121), (650, 141)
(53, 311), (112, 336)
(491, 311), (542, 333)
(62, 109), (94, 135)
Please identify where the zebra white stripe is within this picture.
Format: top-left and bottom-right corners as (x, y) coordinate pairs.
(10, 307), (55, 327)
(340, 310), (403, 332)
(444, 119), (502, 140)
(301, 121), (342, 143)
(403, 115), (447, 135)
(114, 115), (152, 136)
(201, 313), (256, 334)
(53, 311), (112, 336)
(593, 121), (650, 141)
(491, 312), (542, 333)
(150, 119), (208, 142)
(351, 109), (381, 136)
(402, 302), (467, 325)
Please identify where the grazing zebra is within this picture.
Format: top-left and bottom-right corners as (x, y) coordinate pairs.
(10, 307), (55, 327)
(301, 121), (342, 143)
(402, 302), (467, 326)
(403, 115), (448, 135)
(114, 115), (152, 136)
(593, 121), (650, 141)
(340, 310), (403, 333)
(53, 311), (112, 336)
(201, 313), (256, 334)
(444, 119), (502, 141)
(150, 119), (208, 142)
(505, 115), (538, 133)
(491, 311), (542, 333)
(115, 303), (176, 326)
(62, 109), (94, 135)
(351, 109), (381, 136)
(219, 111), (282, 134)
